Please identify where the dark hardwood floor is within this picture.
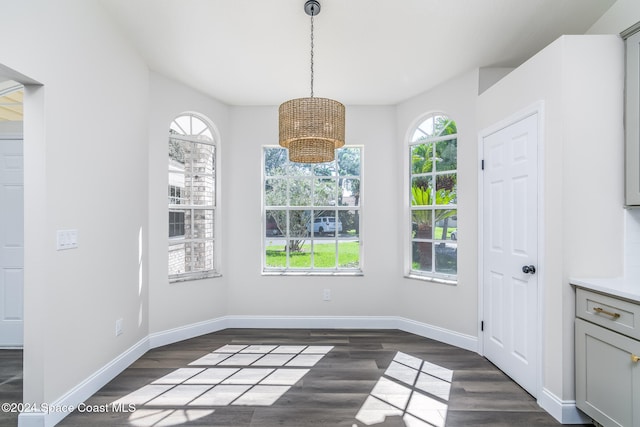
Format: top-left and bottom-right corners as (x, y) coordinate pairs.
(2, 329), (594, 426)
(0, 349), (22, 427)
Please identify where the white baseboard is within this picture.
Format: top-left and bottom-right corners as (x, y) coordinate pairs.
(19, 315), (477, 427)
(396, 316), (478, 352)
(538, 387), (592, 425)
(223, 315), (478, 352)
(148, 317), (229, 349)
(18, 337), (149, 427)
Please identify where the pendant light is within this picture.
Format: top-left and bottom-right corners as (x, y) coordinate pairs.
(278, 0), (346, 163)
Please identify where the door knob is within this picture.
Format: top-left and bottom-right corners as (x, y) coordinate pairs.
(522, 265), (536, 274)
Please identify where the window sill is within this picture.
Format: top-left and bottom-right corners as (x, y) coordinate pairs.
(405, 273), (457, 286)
(169, 272), (222, 284)
(262, 270), (364, 277)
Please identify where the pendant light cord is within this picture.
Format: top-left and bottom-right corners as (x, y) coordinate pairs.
(310, 9), (315, 98)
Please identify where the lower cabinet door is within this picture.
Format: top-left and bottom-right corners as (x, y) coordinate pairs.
(575, 318), (640, 427)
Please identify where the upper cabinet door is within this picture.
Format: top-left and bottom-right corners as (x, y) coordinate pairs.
(625, 26), (640, 206)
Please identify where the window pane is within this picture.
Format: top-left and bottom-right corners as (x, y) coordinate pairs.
(265, 242), (287, 267)
(265, 178), (286, 207)
(168, 180), (185, 204)
(435, 210), (457, 240)
(171, 116), (190, 135)
(435, 139), (457, 171)
(435, 243), (457, 275)
(413, 116), (435, 140)
(193, 143), (214, 175)
(265, 148), (288, 176)
(169, 138), (187, 166)
(289, 241), (311, 268)
(191, 209), (214, 239)
(313, 241), (336, 268)
(169, 210), (186, 237)
(169, 242), (188, 276)
(338, 240), (360, 268)
(411, 177), (432, 206)
(314, 161), (336, 177)
(435, 174), (456, 205)
(290, 178), (312, 206)
(289, 210), (311, 238)
(314, 178), (336, 206)
(338, 147), (361, 176)
(411, 143), (433, 173)
(188, 175), (215, 205)
(339, 179), (360, 206)
(412, 241), (432, 272)
(412, 210), (432, 239)
(433, 116), (456, 137)
(339, 210), (359, 238)
(310, 211), (340, 236)
(192, 240), (214, 271)
(288, 162), (312, 177)
(191, 116), (207, 136)
(266, 210), (284, 237)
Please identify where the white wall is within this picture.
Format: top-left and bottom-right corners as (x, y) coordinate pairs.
(477, 35), (624, 404)
(395, 69), (480, 338)
(147, 73), (230, 334)
(225, 105), (401, 317)
(588, 2), (640, 282)
(587, 0), (640, 34)
(0, 0), (150, 409)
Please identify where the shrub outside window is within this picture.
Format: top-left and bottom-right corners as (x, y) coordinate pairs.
(409, 113), (457, 281)
(168, 113), (218, 282)
(263, 146), (362, 274)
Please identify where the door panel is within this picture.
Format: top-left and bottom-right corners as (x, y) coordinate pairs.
(0, 138), (24, 347)
(482, 113), (538, 396)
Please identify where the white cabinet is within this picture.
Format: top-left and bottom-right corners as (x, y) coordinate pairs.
(625, 25), (640, 206)
(575, 288), (640, 426)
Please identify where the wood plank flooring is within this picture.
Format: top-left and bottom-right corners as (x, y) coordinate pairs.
(3, 330), (594, 426)
(0, 349), (22, 427)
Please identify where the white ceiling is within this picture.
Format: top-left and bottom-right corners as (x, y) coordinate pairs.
(102, 1), (613, 106)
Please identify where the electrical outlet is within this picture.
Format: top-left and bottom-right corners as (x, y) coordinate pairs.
(323, 288), (331, 301)
(115, 318), (123, 336)
(56, 229), (78, 250)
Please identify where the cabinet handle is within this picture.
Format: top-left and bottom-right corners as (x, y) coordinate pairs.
(592, 307), (621, 319)
(632, 354), (640, 363)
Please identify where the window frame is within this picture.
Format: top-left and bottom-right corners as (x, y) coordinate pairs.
(262, 145), (364, 276)
(168, 113), (221, 283)
(406, 113), (458, 284)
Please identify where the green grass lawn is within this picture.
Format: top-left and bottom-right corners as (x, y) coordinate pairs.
(266, 241), (359, 268)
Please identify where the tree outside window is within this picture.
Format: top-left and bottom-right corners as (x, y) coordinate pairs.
(410, 114), (457, 280)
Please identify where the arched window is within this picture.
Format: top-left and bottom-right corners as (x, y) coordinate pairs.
(409, 113), (457, 281)
(168, 113), (218, 282)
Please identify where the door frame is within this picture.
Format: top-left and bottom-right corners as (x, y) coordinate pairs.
(477, 101), (545, 398)
(0, 133), (24, 348)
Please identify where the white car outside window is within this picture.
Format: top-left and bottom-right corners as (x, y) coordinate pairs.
(307, 217), (343, 235)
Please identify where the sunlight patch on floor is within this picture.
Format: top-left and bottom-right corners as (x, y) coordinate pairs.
(355, 352), (452, 427)
(112, 344), (333, 427)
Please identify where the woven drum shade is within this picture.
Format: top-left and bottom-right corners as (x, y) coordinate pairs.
(279, 97), (345, 163)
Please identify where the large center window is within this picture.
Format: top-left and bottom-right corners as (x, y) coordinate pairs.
(263, 146), (362, 274)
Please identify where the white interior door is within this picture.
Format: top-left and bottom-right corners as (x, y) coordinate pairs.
(0, 137), (24, 347)
(482, 113), (538, 396)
